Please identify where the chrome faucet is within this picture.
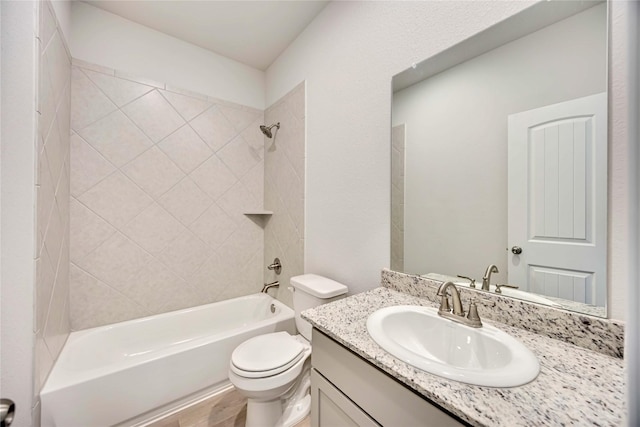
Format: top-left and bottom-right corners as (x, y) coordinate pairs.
(436, 281), (482, 328)
(481, 264), (499, 291)
(261, 281), (280, 293)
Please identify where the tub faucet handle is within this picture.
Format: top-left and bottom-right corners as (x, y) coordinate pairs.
(267, 258), (282, 275)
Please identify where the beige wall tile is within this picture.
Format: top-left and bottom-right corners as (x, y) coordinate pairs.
(121, 203), (186, 255)
(122, 90), (185, 142)
(69, 263), (148, 329)
(69, 133), (115, 197)
(160, 89), (213, 122)
(70, 63), (267, 329)
(218, 104), (261, 133)
(76, 232), (154, 288)
(78, 171), (153, 228)
(35, 0), (72, 394)
(217, 181), (259, 220)
(189, 203), (237, 249)
(159, 177), (213, 226)
(158, 125), (212, 173)
(83, 68), (153, 107)
(190, 106), (237, 152)
(189, 155), (237, 200)
(157, 230), (213, 280)
(121, 147), (185, 198)
(44, 32), (70, 104)
(70, 197), (116, 262)
(71, 67), (117, 131)
(264, 84), (306, 308)
(77, 110), (153, 167)
(217, 135), (261, 179)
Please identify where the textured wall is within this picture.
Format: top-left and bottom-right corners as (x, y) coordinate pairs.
(264, 83), (305, 307)
(35, 0), (72, 413)
(69, 61), (265, 330)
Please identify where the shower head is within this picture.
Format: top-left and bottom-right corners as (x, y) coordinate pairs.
(260, 122), (280, 138)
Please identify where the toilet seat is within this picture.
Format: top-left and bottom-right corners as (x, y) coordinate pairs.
(230, 332), (308, 379)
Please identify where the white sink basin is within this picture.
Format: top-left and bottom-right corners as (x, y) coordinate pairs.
(366, 305), (540, 387)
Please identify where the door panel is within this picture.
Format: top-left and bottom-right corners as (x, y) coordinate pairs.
(508, 92), (606, 306)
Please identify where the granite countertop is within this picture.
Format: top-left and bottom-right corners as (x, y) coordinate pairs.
(302, 287), (625, 427)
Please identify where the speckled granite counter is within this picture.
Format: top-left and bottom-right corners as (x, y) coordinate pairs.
(302, 287), (625, 427)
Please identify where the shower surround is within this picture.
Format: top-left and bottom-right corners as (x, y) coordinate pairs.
(263, 83), (306, 308)
(69, 61), (266, 329)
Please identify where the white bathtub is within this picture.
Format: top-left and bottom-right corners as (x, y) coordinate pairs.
(41, 293), (295, 427)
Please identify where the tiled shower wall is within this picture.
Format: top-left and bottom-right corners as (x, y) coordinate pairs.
(35, 0), (71, 400)
(264, 83), (305, 308)
(390, 124), (405, 272)
(69, 61), (265, 329)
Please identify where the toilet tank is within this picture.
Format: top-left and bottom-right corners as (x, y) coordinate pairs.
(291, 274), (348, 341)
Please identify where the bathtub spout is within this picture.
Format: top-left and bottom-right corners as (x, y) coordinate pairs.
(262, 281), (280, 294)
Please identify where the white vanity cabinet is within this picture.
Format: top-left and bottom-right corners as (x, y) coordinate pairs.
(311, 329), (466, 427)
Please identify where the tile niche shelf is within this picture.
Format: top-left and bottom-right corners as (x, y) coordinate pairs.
(243, 211), (273, 228)
(243, 210), (274, 215)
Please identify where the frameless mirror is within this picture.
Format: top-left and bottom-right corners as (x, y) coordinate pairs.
(391, 1), (608, 317)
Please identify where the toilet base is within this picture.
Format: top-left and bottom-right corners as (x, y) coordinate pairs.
(244, 371), (311, 427)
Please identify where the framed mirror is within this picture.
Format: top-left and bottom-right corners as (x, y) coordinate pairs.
(391, 1), (608, 317)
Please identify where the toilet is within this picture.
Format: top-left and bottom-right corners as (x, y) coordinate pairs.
(228, 274), (348, 427)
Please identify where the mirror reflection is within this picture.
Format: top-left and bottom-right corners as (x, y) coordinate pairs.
(391, 1), (607, 317)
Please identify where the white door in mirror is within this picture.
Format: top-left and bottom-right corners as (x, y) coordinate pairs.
(507, 92), (607, 306)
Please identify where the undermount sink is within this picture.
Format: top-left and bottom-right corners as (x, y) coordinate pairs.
(366, 305), (540, 387)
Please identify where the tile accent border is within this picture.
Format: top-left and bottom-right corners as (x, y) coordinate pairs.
(381, 269), (625, 358)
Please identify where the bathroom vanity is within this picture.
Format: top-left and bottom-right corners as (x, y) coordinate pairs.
(303, 271), (625, 427)
(311, 329), (463, 426)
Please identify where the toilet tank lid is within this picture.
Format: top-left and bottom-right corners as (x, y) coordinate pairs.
(290, 274), (348, 298)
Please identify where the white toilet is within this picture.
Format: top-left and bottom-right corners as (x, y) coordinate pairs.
(228, 274), (348, 427)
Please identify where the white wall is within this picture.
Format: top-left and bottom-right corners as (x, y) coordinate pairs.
(621, 0), (639, 422)
(70, 1), (265, 109)
(1, 2), (37, 425)
(265, 1), (633, 321)
(393, 4), (605, 283)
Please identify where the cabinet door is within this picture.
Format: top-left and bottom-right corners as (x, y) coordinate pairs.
(311, 369), (379, 427)
(312, 329), (465, 427)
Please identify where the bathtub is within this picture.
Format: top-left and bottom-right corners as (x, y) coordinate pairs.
(41, 293), (295, 427)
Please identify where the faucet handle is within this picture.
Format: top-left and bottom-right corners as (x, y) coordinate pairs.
(495, 283), (519, 294)
(466, 298), (483, 327)
(457, 275), (476, 288)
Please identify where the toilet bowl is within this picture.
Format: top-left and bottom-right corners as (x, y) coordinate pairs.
(228, 274), (348, 427)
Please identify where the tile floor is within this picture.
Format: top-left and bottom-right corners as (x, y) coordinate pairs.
(148, 388), (310, 427)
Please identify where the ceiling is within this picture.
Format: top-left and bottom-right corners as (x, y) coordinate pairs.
(82, 1), (329, 71)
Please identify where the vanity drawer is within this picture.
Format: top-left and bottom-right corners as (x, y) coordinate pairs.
(311, 328), (465, 427)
